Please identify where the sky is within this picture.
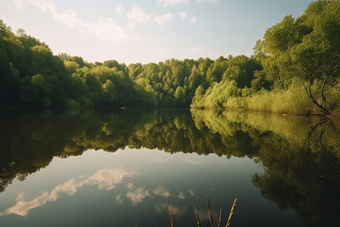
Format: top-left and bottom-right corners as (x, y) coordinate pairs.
(0, 0), (314, 65)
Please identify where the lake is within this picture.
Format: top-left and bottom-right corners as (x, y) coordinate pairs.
(0, 108), (339, 227)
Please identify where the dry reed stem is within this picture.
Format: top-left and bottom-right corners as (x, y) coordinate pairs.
(206, 195), (214, 227)
(194, 206), (201, 227)
(225, 198), (237, 227)
(218, 208), (222, 227)
(169, 207), (174, 227)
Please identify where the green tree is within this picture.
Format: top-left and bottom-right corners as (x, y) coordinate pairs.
(102, 79), (119, 105)
(288, 1), (340, 115)
(261, 0), (340, 115)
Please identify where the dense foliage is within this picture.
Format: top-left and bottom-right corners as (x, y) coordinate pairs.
(1, 0), (339, 114)
(191, 0), (340, 115)
(0, 23), (156, 107)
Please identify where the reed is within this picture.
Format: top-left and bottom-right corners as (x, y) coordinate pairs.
(207, 195), (214, 227)
(194, 206), (201, 227)
(169, 207), (174, 227)
(226, 198), (237, 227)
(168, 197), (237, 227)
(218, 208), (222, 227)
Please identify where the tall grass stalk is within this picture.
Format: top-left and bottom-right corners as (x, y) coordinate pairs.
(226, 198), (237, 227)
(218, 208), (222, 227)
(207, 195), (214, 227)
(194, 206), (201, 227)
(168, 197), (237, 227)
(169, 207), (174, 227)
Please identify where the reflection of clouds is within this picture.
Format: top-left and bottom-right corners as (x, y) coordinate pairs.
(155, 203), (186, 217)
(15, 193), (25, 202)
(0, 168), (137, 217)
(196, 209), (210, 221)
(153, 186), (171, 198)
(151, 158), (168, 163)
(127, 182), (134, 190)
(177, 191), (185, 199)
(188, 189), (195, 195)
(115, 194), (124, 205)
(88, 168), (138, 190)
(126, 188), (150, 205)
(196, 208), (219, 221)
(153, 186), (186, 199)
(187, 159), (200, 165)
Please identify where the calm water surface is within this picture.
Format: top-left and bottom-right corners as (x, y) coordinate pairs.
(0, 108), (339, 227)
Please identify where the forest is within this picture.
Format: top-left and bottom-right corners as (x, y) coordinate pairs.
(0, 0), (339, 115)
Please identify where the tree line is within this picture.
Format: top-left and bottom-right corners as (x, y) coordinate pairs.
(1, 0), (339, 115)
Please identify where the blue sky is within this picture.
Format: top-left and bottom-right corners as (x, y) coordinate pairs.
(1, 0), (314, 64)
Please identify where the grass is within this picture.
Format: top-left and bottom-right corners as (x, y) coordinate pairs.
(169, 196), (237, 227)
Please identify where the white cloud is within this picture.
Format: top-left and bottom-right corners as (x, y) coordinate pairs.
(87, 18), (129, 42)
(158, 0), (189, 7)
(14, 0), (24, 9)
(127, 4), (152, 28)
(153, 186), (171, 198)
(31, 0), (55, 12)
(30, 0), (132, 42)
(190, 16), (197, 23)
(32, 0), (85, 30)
(180, 12), (187, 20)
(0, 168), (137, 217)
(188, 46), (201, 52)
(154, 13), (174, 26)
(115, 4), (124, 15)
(126, 187), (150, 205)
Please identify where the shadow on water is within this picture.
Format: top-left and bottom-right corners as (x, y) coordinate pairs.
(1, 108), (340, 226)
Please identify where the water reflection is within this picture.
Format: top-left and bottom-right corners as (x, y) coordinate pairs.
(1, 108), (340, 226)
(0, 167), (138, 217)
(194, 110), (340, 226)
(126, 185), (150, 206)
(155, 203), (186, 217)
(153, 186), (171, 198)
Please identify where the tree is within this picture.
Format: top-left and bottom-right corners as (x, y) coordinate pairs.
(252, 39), (266, 61)
(64, 60), (79, 75)
(288, 0), (340, 115)
(102, 79), (119, 105)
(261, 0), (340, 115)
(103, 59), (120, 70)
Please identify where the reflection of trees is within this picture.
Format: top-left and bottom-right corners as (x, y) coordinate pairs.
(192, 110), (340, 226)
(1, 108), (340, 226)
(0, 108), (258, 193)
(251, 118), (340, 227)
(0, 108), (156, 193)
